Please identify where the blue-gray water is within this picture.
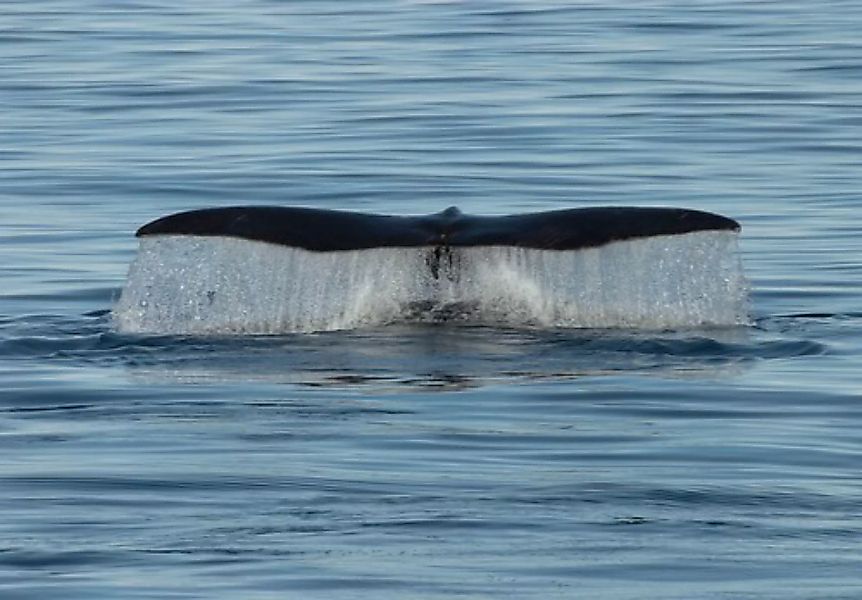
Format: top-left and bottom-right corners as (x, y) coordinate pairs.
(2, 1), (862, 598)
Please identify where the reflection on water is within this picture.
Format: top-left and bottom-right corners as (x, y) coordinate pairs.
(75, 318), (764, 387)
(4, 310), (843, 391)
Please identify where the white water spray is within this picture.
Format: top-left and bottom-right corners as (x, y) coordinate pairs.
(113, 232), (747, 334)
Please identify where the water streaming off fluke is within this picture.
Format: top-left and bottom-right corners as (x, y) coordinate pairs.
(113, 231), (747, 334)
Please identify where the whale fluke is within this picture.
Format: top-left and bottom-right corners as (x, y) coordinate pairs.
(118, 206), (746, 333)
(137, 206), (740, 252)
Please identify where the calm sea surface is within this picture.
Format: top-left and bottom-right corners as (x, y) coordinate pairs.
(2, 1), (862, 598)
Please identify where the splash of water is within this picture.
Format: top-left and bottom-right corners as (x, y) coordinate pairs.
(113, 232), (747, 334)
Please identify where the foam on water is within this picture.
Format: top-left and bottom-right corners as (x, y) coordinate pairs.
(112, 232), (747, 334)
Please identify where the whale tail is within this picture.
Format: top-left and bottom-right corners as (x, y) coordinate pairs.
(136, 205), (740, 253)
(116, 206), (746, 333)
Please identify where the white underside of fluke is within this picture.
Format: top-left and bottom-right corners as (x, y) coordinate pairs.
(113, 232), (747, 334)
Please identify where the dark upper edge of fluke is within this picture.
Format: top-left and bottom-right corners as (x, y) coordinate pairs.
(136, 205), (740, 252)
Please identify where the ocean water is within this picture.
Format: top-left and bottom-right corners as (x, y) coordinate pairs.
(2, 1), (861, 598)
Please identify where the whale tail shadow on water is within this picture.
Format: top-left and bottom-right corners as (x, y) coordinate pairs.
(116, 206), (746, 334)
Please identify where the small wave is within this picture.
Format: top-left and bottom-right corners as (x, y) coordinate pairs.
(112, 232), (747, 335)
(0, 314), (836, 390)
